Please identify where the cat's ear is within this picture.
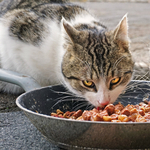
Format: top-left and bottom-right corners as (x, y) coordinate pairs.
(113, 14), (130, 47)
(62, 18), (83, 44)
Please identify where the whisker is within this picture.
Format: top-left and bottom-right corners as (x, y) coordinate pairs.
(54, 95), (75, 102)
(85, 103), (94, 110)
(72, 101), (88, 111)
(49, 88), (81, 98)
(51, 97), (85, 109)
(125, 81), (149, 91)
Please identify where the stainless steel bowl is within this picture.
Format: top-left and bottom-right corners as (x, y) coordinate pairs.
(16, 81), (150, 149)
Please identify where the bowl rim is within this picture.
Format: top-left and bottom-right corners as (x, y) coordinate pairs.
(16, 80), (150, 125)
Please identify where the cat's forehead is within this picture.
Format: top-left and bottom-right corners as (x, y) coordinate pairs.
(78, 45), (133, 80)
(82, 30), (114, 53)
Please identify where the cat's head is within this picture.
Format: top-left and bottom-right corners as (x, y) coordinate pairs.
(61, 15), (134, 107)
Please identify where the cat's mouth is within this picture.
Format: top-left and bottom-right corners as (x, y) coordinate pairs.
(99, 101), (110, 106)
(96, 100), (110, 108)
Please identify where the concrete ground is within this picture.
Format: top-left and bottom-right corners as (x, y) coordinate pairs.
(0, 2), (149, 113)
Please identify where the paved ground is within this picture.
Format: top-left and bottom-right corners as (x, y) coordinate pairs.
(0, 2), (149, 113)
(0, 112), (58, 150)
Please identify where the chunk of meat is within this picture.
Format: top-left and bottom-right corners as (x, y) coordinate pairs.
(104, 104), (115, 115)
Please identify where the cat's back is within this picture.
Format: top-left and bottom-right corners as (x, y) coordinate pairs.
(0, 0), (68, 16)
(32, 3), (88, 21)
(0, 1), (93, 48)
(0, 0), (88, 19)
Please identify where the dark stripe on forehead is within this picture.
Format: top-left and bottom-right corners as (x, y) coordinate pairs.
(104, 33), (111, 47)
(101, 45), (108, 62)
(106, 63), (111, 76)
(86, 33), (99, 79)
(98, 35), (106, 76)
(100, 33), (112, 76)
(94, 45), (102, 76)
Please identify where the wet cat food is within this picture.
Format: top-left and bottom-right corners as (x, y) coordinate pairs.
(51, 101), (150, 122)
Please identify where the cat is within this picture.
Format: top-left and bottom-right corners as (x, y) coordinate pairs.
(0, 0), (134, 107)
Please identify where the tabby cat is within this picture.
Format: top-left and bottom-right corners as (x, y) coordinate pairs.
(0, 0), (134, 107)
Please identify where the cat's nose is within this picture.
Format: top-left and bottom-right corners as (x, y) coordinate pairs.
(100, 101), (109, 106)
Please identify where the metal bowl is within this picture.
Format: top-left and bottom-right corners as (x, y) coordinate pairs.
(16, 80), (150, 149)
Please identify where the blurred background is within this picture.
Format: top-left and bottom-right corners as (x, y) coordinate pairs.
(71, 0), (150, 2)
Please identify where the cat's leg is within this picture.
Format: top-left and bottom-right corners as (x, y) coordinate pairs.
(0, 81), (24, 94)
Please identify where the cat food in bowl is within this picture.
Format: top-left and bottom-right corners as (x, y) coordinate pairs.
(51, 102), (150, 122)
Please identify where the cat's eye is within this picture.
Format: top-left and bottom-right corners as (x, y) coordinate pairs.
(82, 80), (95, 88)
(110, 77), (121, 85)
